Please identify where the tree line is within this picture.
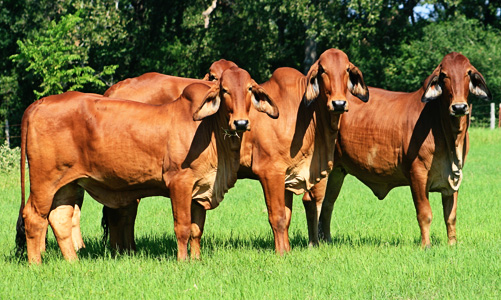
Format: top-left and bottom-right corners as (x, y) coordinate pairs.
(1, 0), (500, 146)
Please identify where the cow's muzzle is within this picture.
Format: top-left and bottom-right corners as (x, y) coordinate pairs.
(331, 100), (348, 113)
(233, 119), (250, 132)
(450, 103), (469, 116)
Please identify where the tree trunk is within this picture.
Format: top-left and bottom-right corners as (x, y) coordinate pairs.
(303, 36), (317, 74)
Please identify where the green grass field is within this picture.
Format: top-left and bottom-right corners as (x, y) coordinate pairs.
(1, 128), (499, 299)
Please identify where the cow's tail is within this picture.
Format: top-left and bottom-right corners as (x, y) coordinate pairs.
(101, 206), (109, 246)
(15, 110), (29, 257)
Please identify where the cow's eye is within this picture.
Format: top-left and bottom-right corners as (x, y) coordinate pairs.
(209, 74), (216, 81)
(248, 86), (253, 92)
(222, 88), (228, 94)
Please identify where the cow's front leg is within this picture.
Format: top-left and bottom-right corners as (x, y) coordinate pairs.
(284, 190), (293, 249)
(410, 171), (432, 248)
(23, 198), (48, 264)
(318, 168), (346, 243)
(442, 192), (458, 245)
(303, 178), (327, 247)
(190, 201), (206, 260)
(259, 172), (289, 254)
(122, 200), (139, 252)
(169, 181), (192, 261)
(105, 201), (139, 253)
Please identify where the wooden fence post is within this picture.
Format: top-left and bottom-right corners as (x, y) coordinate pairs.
(491, 103), (495, 130)
(4, 118), (9, 147)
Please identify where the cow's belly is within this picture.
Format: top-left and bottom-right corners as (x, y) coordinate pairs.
(77, 178), (168, 208)
(341, 159), (408, 200)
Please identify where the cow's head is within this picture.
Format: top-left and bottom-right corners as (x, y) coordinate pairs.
(194, 67), (279, 132)
(421, 52), (492, 116)
(203, 59), (239, 81)
(304, 49), (369, 113)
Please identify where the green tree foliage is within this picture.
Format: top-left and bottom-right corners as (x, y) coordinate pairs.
(386, 16), (500, 96)
(1, 0), (500, 146)
(11, 13), (118, 98)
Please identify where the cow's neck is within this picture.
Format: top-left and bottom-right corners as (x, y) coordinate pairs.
(293, 96), (337, 191)
(192, 111), (242, 209)
(437, 96), (469, 191)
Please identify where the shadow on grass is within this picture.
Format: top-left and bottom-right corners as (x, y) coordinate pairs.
(7, 231), (310, 262)
(327, 232), (446, 248)
(7, 231), (445, 263)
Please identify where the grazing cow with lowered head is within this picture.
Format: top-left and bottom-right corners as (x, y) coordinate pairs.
(16, 67), (278, 264)
(304, 52), (491, 248)
(66, 60), (238, 253)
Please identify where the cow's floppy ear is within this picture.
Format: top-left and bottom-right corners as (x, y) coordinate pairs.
(304, 61), (320, 105)
(251, 81), (279, 119)
(193, 83), (221, 121)
(202, 72), (217, 82)
(469, 70), (492, 101)
(421, 67), (442, 103)
(348, 63), (369, 102)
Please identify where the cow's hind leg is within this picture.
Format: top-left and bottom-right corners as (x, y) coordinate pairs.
(442, 192), (458, 245)
(71, 193), (85, 251)
(39, 219), (49, 253)
(23, 196), (50, 264)
(190, 202), (206, 260)
(48, 183), (82, 261)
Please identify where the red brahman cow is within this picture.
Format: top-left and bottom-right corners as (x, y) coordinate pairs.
(188, 48), (368, 255)
(66, 60), (238, 252)
(305, 52), (491, 248)
(16, 67), (278, 264)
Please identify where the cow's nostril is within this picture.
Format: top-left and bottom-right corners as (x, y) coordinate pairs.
(233, 120), (249, 131)
(451, 104), (468, 115)
(332, 100), (347, 111)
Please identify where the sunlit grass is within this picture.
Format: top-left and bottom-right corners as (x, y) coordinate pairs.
(0, 128), (499, 299)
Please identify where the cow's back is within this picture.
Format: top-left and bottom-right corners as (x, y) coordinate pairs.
(105, 72), (208, 105)
(24, 91), (202, 200)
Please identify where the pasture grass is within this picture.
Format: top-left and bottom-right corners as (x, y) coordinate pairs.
(0, 128), (500, 299)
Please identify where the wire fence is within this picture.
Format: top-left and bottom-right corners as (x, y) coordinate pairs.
(469, 102), (500, 128)
(1, 103), (499, 143)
